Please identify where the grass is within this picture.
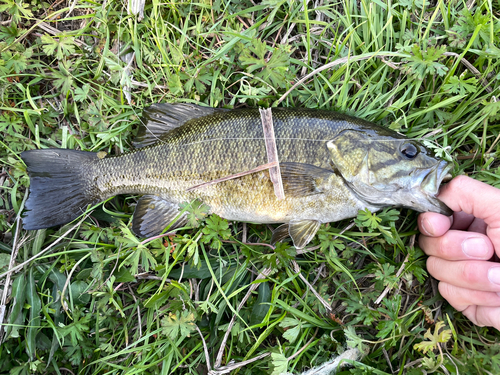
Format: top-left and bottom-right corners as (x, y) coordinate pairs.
(0, 0), (500, 374)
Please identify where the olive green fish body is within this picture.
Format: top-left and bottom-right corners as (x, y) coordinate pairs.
(91, 109), (378, 223)
(21, 105), (452, 248)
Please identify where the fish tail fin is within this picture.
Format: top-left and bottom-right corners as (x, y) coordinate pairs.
(21, 149), (100, 230)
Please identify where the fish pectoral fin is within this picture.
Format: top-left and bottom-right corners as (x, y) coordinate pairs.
(280, 162), (335, 197)
(288, 219), (321, 249)
(132, 195), (187, 238)
(271, 223), (290, 246)
(134, 103), (223, 148)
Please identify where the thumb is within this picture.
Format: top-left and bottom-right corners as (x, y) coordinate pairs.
(438, 175), (500, 253)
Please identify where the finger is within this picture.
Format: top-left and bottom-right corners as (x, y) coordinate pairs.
(467, 217), (487, 234)
(438, 176), (500, 251)
(461, 305), (500, 331)
(450, 211), (475, 231)
(438, 281), (500, 311)
(426, 257), (500, 292)
(419, 212), (487, 241)
(419, 230), (494, 260)
(418, 212), (453, 237)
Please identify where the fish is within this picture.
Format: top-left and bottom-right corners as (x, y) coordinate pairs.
(20, 104), (453, 249)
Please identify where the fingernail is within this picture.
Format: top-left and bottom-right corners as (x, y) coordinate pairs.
(421, 218), (434, 236)
(462, 237), (489, 258)
(488, 267), (500, 285)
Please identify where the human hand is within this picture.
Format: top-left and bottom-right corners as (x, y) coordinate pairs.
(418, 175), (500, 330)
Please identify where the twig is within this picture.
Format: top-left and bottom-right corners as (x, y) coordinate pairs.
(61, 252), (92, 312)
(0, 214), (91, 280)
(65, 0), (79, 18)
(89, 245), (122, 293)
(276, 51), (495, 106)
(59, 368), (76, 375)
(191, 279), (199, 301)
(457, 152), (495, 160)
(281, 0), (310, 44)
(486, 124), (500, 154)
(293, 263), (325, 308)
(127, 285), (142, 337)
(36, 21), (88, 48)
(197, 326), (212, 372)
(443, 52), (493, 93)
(186, 162), (278, 192)
(290, 261), (332, 314)
(130, 79), (169, 90)
(423, 128), (443, 138)
(271, 14), (288, 49)
(208, 352), (270, 375)
(377, 55), (401, 70)
(259, 108), (284, 200)
(287, 328), (319, 361)
(214, 266), (274, 369)
(374, 253), (409, 305)
(134, 273), (165, 281)
(396, 358), (424, 372)
(0, 208), (24, 340)
(276, 54), (386, 105)
(374, 234), (415, 305)
(222, 240), (275, 250)
(139, 230), (180, 246)
(382, 348), (394, 374)
(242, 223), (247, 244)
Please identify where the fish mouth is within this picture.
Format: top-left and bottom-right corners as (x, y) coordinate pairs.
(419, 160), (454, 216)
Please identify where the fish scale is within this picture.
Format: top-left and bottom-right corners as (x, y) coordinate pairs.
(21, 104), (453, 248)
(89, 109), (371, 222)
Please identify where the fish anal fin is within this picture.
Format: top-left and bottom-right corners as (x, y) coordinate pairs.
(280, 162), (335, 198)
(132, 195), (187, 238)
(134, 103), (220, 148)
(271, 223), (290, 246)
(288, 219), (321, 249)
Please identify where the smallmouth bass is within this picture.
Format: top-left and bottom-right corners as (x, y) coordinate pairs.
(21, 104), (453, 248)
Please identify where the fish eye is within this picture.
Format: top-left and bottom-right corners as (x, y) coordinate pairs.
(400, 142), (419, 159)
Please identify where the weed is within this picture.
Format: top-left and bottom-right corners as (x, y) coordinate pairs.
(1, 0), (499, 374)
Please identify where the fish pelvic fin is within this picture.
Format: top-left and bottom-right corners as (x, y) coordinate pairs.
(288, 219), (321, 249)
(21, 149), (100, 230)
(280, 162), (335, 198)
(271, 219), (321, 249)
(132, 195), (187, 238)
(134, 103), (224, 148)
(270, 223), (290, 246)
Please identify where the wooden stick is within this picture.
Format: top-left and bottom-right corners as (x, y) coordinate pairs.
(186, 108), (285, 199)
(186, 162), (278, 192)
(259, 108), (285, 200)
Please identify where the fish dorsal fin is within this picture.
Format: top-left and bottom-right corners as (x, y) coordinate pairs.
(280, 162), (335, 198)
(288, 219), (321, 249)
(134, 103), (218, 148)
(270, 223), (290, 246)
(132, 195), (187, 238)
